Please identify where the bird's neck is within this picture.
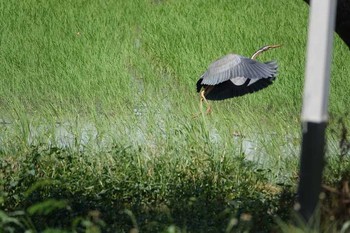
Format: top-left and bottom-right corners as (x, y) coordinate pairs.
(251, 49), (264, 60)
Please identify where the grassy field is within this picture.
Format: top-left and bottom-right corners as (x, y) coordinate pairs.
(1, 0), (350, 232)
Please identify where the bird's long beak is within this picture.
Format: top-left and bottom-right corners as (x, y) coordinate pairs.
(270, 44), (282, 48)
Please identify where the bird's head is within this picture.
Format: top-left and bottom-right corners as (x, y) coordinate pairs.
(251, 44), (282, 59)
(259, 44), (282, 52)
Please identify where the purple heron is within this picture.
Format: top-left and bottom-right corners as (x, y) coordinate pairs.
(196, 45), (281, 113)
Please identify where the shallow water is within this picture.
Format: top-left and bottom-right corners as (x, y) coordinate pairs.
(0, 117), (300, 157)
(1, 116), (340, 164)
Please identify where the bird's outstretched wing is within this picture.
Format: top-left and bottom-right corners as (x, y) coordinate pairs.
(199, 54), (278, 86)
(202, 76), (275, 100)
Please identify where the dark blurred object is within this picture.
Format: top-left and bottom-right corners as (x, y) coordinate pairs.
(304, 0), (350, 49)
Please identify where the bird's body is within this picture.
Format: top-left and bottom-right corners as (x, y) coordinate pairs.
(196, 45), (281, 113)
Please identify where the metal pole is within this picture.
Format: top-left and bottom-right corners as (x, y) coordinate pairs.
(298, 0), (337, 222)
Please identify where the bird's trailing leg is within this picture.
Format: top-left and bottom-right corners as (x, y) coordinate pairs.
(200, 90), (212, 114)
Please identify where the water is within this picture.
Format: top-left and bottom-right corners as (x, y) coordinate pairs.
(1, 117), (340, 164)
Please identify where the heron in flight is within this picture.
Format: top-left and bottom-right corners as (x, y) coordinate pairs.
(196, 45), (281, 113)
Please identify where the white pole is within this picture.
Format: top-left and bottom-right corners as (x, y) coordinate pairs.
(298, 0), (337, 222)
(301, 0), (336, 122)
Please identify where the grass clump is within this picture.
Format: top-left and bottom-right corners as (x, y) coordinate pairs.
(1, 141), (294, 232)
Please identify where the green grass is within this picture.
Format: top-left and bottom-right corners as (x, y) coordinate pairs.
(1, 0), (350, 232)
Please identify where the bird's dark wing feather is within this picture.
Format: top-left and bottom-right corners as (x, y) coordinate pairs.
(204, 76), (275, 101)
(196, 77), (204, 92)
(200, 54), (278, 86)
